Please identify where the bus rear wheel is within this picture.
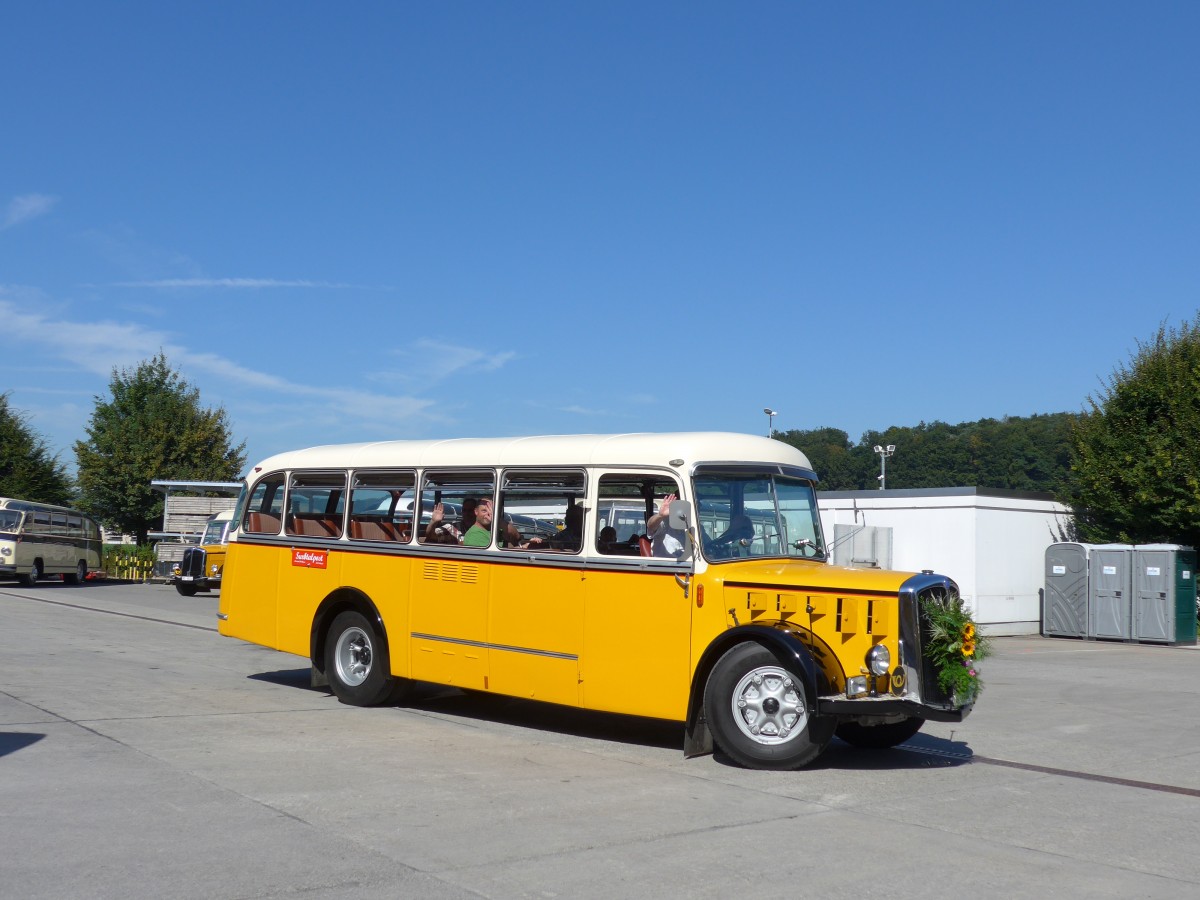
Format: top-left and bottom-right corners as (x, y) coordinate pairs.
(325, 610), (408, 707)
(63, 561), (87, 585)
(703, 642), (831, 770)
(21, 560), (41, 586)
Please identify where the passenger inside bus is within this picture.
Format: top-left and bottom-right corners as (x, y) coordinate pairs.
(707, 514), (754, 557)
(597, 526), (619, 554)
(463, 499), (493, 547)
(424, 502), (461, 543)
(646, 492), (686, 558)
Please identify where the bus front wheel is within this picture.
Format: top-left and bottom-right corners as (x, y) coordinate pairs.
(324, 611), (408, 707)
(703, 642), (831, 770)
(175, 582), (198, 597)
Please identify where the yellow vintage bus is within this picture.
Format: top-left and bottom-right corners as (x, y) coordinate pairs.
(171, 509), (234, 596)
(218, 432), (973, 769)
(0, 497), (103, 585)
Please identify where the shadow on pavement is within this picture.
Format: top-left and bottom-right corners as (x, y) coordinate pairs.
(0, 732), (45, 758)
(243, 668), (976, 768)
(248, 668), (326, 691)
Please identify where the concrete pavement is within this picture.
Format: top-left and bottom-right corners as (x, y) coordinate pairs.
(2, 579), (1199, 898)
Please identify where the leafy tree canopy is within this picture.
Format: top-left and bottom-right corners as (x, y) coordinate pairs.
(1064, 316), (1200, 548)
(775, 412), (1075, 493)
(74, 353), (247, 543)
(0, 393), (74, 505)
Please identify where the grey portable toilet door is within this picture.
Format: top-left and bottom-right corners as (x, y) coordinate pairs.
(1090, 548), (1132, 639)
(1134, 548), (1172, 642)
(1045, 543), (1087, 637)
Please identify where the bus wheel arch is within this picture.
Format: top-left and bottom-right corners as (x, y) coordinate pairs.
(312, 589), (409, 707)
(692, 628), (835, 770)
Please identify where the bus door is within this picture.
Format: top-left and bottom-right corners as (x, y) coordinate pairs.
(222, 472), (286, 646)
(409, 471), (495, 690)
(582, 473), (694, 720)
(277, 472), (347, 656)
(489, 470), (587, 706)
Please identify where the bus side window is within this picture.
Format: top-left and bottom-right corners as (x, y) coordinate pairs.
(349, 471), (416, 543)
(596, 473), (680, 555)
(499, 470), (585, 552)
(418, 470), (496, 546)
(243, 474), (285, 534)
(286, 472), (346, 539)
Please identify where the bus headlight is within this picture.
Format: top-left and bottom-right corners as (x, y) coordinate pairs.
(210, 564), (219, 576)
(866, 644), (891, 676)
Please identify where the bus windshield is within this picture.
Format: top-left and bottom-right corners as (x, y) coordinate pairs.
(694, 469), (825, 562)
(202, 517), (230, 545)
(0, 510), (22, 532)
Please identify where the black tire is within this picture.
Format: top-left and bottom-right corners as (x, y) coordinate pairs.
(20, 560), (41, 587)
(324, 610), (409, 707)
(175, 582), (199, 597)
(703, 642), (832, 770)
(835, 717), (924, 749)
(63, 561), (87, 585)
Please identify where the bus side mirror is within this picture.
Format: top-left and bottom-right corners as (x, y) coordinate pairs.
(668, 499), (692, 531)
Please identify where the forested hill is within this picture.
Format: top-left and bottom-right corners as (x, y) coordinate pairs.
(774, 412), (1075, 493)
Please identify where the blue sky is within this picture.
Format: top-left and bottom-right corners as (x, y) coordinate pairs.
(3, 2), (1198, 474)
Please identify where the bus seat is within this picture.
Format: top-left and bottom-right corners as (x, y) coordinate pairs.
(290, 514), (342, 538)
(246, 512), (282, 533)
(351, 518), (401, 542)
(638, 535), (652, 557)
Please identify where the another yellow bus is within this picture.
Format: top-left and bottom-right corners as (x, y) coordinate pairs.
(171, 509), (233, 596)
(0, 497), (103, 586)
(219, 432), (973, 769)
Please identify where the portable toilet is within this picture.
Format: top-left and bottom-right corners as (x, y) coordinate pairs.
(1088, 544), (1135, 640)
(1132, 544), (1198, 645)
(1044, 543), (1091, 637)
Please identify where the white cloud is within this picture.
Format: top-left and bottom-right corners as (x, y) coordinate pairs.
(0, 297), (439, 440)
(112, 278), (363, 289)
(397, 338), (517, 383)
(2, 193), (58, 230)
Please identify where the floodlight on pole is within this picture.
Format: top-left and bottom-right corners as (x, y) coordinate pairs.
(874, 444), (896, 490)
(764, 408), (777, 437)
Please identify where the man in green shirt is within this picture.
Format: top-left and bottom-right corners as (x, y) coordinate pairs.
(462, 498), (493, 547)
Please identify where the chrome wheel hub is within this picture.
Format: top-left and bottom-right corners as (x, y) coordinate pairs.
(334, 627), (373, 687)
(731, 665), (807, 745)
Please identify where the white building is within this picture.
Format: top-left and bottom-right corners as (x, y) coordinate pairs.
(818, 488), (1072, 636)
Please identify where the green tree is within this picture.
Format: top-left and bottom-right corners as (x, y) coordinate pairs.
(774, 427), (867, 489)
(1065, 317), (1200, 548)
(74, 353), (246, 543)
(0, 393), (74, 504)
(778, 413), (1076, 492)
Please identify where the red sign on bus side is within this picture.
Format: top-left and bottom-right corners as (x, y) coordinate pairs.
(292, 549), (328, 569)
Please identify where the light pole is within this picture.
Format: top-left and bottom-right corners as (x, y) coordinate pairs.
(764, 408), (777, 437)
(873, 444), (895, 490)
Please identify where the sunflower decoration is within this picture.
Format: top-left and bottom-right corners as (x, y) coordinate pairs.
(920, 591), (991, 706)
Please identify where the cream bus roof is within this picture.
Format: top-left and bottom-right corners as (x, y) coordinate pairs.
(248, 432), (814, 477)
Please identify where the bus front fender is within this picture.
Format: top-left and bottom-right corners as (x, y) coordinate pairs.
(684, 624), (830, 759)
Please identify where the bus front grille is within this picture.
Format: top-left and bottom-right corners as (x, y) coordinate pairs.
(180, 547), (207, 578)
